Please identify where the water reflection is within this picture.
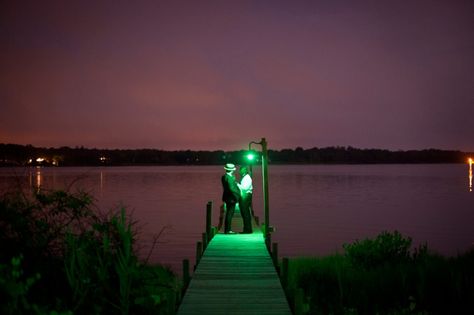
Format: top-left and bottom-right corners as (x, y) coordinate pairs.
(469, 158), (472, 192)
(100, 171), (104, 196)
(29, 170), (33, 187)
(36, 166), (42, 192)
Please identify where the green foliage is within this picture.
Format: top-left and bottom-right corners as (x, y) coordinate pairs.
(0, 255), (40, 314)
(64, 209), (179, 314)
(0, 189), (179, 314)
(0, 255), (72, 315)
(0, 189), (94, 261)
(114, 209), (134, 315)
(287, 231), (474, 315)
(343, 231), (412, 269)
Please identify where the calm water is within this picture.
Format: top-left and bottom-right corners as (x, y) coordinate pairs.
(1, 164), (473, 273)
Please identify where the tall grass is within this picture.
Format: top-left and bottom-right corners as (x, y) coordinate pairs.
(0, 188), (180, 314)
(285, 231), (474, 315)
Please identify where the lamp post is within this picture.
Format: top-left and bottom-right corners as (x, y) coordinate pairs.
(248, 138), (271, 247)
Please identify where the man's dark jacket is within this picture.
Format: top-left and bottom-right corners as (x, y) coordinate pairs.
(221, 173), (240, 204)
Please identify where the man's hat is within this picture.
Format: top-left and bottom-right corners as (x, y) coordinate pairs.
(224, 163), (236, 171)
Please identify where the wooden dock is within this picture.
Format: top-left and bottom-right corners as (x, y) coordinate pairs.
(177, 229), (292, 315)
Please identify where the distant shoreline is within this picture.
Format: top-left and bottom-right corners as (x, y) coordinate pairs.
(1, 143), (472, 167)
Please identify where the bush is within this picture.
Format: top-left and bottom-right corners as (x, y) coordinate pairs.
(0, 189), (179, 314)
(0, 189), (94, 261)
(343, 231), (412, 269)
(287, 231), (474, 315)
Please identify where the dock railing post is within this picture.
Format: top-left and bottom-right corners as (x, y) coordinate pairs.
(265, 232), (271, 253)
(182, 259), (190, 294)
(281, 257), (289, 290)
(195, 241), (203, 270)
(272, 242), (279, 273)
(202, 232), (208, 250)
(206, 201), (212, 242)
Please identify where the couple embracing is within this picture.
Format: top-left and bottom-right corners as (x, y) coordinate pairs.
(221, 163), (253, 234)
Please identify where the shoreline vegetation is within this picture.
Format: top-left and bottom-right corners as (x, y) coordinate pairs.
(284, 232), (474, 315)
(0, 188), (180, 314)
(1, 143), (472, 167)
(1, 189), (473, 314)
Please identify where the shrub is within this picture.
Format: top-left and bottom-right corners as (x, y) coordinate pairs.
(0, 189), (94, 262)
(0, 189), (179, 314)
(343, 231), (412, 269)
(288, 231), (474, 315)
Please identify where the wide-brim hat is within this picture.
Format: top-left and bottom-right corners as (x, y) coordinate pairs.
(224, 163), (236, 171)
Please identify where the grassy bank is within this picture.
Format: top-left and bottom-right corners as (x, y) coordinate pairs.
(0, 189), (180, 314)
(284, 231), (474, 315)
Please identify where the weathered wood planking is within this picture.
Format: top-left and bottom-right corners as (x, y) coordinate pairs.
(177, 232), (292, 315)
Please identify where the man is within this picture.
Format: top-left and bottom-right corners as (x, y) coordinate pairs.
(238, 166), (253, 233)
(221, 163), (240, 234)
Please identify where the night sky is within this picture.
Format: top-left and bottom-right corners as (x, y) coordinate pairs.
(1, 1), (473, 151)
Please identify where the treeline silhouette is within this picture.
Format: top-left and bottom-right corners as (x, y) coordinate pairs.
(0, 143), (471, 166)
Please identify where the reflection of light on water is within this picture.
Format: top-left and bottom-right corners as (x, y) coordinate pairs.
(100, 171), (104, 194)
(469, 158), (472, 192)
(36, 166), (42, 192)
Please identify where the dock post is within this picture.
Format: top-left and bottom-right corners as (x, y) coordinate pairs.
(281, 257), (289, 289)
(266, 233), (272, 253)
(182, 259), (190, 292)
(195, 241), (203, 269)
(202, 232), (208, 250)
(206, 201), (212, 242)
(272, 242), (279, 273)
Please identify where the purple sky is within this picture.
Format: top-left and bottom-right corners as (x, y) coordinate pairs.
(1, 1), (473, 151)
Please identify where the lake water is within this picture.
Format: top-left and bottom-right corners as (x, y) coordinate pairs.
(1, 164), (473, 274)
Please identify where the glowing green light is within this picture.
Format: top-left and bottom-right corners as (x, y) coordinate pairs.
(246, 153), (255, 161)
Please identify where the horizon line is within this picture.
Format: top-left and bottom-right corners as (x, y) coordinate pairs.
(1, 142), (472, 153)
